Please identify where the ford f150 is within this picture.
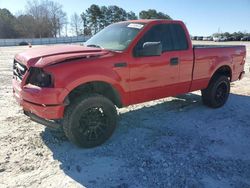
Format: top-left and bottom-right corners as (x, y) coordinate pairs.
(13, 19), (246, 148)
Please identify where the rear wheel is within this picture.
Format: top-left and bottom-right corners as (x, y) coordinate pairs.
(63, 94), (117, 148)
(201, 75), (230, 108)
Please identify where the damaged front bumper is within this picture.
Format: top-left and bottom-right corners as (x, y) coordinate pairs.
(13, 79), (67, 125)
(24, 111), (61, 129)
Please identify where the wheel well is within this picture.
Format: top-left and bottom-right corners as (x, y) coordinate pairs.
(212, 66), (232, 81)
(66, 81), (123, 108)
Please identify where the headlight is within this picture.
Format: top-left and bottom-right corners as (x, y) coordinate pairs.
(27, 67), (53, 87)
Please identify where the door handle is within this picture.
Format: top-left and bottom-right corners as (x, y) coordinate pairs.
(170, 57), (179, 65)
(114, 62), (127, 68)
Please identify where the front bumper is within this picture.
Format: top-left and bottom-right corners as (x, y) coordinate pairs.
(13, 79), (67, 120)
(24, 111), (61, 129)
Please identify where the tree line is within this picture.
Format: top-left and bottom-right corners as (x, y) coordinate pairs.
(2, 0), (248, 40)
(0, 0), (171, 39)
(78, 5), (172, 35)
(0, 0), (66, 38)
(213, 32), (250, 40)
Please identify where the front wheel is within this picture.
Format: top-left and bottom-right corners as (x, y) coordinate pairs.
(63, 94), (117, 148)
(201, 75), (230, 108)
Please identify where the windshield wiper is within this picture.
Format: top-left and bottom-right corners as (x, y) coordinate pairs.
(86, 44), (102, 48)
(86, 44), (116, 52)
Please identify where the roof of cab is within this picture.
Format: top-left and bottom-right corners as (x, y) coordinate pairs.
(119, 19), (183, 24)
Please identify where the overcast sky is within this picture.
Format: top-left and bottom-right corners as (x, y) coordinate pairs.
(1, 0), (250, 36)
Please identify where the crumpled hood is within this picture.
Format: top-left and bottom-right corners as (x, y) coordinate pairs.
(15, 45), (110, 68)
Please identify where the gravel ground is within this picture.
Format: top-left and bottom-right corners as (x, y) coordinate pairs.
(0, 42), (250, 188)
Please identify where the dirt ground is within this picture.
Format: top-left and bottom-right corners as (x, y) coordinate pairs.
(0, 41), (250, 188)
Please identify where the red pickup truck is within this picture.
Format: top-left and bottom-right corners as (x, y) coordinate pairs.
(13, 20), (246, 148)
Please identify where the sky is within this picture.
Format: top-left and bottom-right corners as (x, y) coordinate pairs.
(0, 0), (250, 36)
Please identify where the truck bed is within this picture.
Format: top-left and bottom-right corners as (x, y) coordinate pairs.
(190, 44), (246, 91)
(193, 44), (245, 49)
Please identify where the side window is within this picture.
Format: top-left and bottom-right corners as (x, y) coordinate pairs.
(134, 24), (173, 55)
(169, 24), (189, 50)
(133, 23), (188, 56)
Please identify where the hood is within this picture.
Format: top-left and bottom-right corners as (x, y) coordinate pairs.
(15, 45), (110, 68)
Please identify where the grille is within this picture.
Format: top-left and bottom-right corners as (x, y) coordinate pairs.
(13, 60), (27, 81)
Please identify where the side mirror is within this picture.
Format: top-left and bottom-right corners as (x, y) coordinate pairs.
(136, 42), (162, 57)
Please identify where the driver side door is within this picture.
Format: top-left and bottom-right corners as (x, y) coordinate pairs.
(129, 24), (180, 104)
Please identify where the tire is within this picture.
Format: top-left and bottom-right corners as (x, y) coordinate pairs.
(201, 75), (230, 108)
(63, 94), (117, 148)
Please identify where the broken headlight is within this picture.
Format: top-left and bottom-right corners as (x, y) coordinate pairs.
(27, 67), (54, 87)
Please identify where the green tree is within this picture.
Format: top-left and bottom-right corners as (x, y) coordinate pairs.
(236, 31), (244, 38)
(0, 8), (18, 38)
(107, 5), (127, 23)
(81, 4), (138, 35)
(127, 11), (138, 20)
(85, 4), (102, 34)
(223, 32), (231, 38)
(139, 9), (172, 19)
(99, 6), (109, 29)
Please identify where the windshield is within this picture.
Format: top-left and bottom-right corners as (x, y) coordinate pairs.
(85, 22), (145, 51)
